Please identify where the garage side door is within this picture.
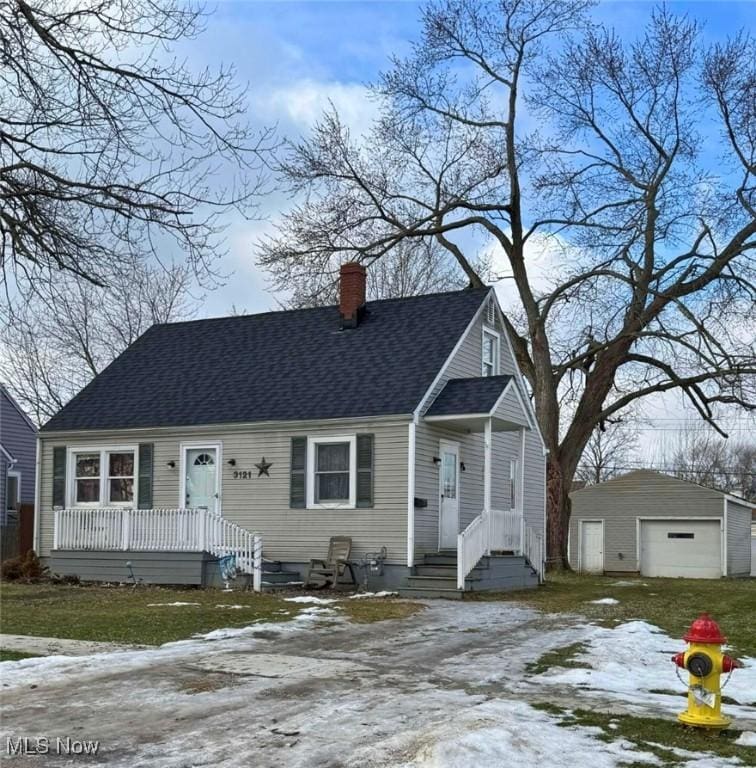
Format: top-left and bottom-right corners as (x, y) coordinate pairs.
(640, 520), (722, 579)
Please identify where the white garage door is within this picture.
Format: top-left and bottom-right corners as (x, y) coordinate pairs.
(640, 520), (722, 579)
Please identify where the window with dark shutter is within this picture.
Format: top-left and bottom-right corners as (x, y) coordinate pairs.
(290, 437), (307, 508)
(138, 443), (154, 509)
(52, 446), (67, 508)
(356, 434), (374, 508)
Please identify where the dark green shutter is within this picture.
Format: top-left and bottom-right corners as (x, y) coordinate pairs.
(356, 434), (374, 508)
(290, 437), (307, 508)
(52, 446), (67, 508)
(138, 443), (154, 508)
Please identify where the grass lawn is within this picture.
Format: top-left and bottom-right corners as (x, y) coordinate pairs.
(0, 583), (423, 646)
(534, 703), (756, 767)
(485, 572), (756, 656)
(0, 649), (39, 662)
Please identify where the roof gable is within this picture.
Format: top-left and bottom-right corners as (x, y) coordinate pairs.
(570, 469), (755, 507)
(42, 288), (490, 432)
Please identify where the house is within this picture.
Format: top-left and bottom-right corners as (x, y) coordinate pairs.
(1, 385), (37, 526)
(35, 264), (547, 596)
(569, 470), (754, 579)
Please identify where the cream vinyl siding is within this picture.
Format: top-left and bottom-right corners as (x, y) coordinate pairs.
(38, 418), (409, 564)
(569, 470), (731, 574)
(725, 500), (752, 576)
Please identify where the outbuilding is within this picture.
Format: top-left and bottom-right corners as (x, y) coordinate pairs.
(569, 470), (753, 579)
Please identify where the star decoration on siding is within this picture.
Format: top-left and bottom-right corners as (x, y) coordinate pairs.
(255, 457), (272, 477)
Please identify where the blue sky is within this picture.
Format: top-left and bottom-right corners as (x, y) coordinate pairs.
(180, 1), (754, 447)
(187, 0), (755, 316)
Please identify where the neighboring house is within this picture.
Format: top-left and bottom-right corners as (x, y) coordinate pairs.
(569, 470), (754, 579)
(35, 264), (547, 595)
(0, 385), (37, 525)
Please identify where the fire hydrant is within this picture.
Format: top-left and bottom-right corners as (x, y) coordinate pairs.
(672, 613), (742, 729)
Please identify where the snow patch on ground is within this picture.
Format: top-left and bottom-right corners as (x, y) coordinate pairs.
(392, 700), (660, 768)
(349, 590), (398, 599)
(530, 620), (756, 718)
(284, 596), (337, 605)
(214, 604), (245, 609)
(146, 602), (200, 607)
(589, 598), (620, 605)
(735, 731), (756, 747)
(611, 581), (647, 587)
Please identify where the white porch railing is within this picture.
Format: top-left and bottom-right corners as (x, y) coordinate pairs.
(457, 509), (489, 589)
(54, 507), (263, 591)
(457, 508), (544, 588)
(523, 524), (545, 584)
(491, 508), (521, 551)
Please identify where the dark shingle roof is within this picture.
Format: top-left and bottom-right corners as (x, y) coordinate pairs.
(42, 288), (490, 432)
(426, 375), (512, 416)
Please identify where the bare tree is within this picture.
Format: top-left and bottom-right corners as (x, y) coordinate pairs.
(283, 239), (490, 308)
(0, 262), (195, 423)
(1, 0), (272, 293)
(576, 420), (639, 485)
(657, 427), (756, 501)
(256, 2), (756, 567)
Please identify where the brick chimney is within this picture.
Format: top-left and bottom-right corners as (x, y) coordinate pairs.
(339, 262), (366, 328)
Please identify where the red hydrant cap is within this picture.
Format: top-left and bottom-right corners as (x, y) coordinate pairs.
(683, 613), (727, 644)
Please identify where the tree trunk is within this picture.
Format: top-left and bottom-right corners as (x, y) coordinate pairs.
(546, 455), (571, 570)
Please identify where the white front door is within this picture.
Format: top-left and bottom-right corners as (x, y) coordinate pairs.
(184, 447), (219, 513)
(580, 520), (604, 573)
(439, 441), (460, 549)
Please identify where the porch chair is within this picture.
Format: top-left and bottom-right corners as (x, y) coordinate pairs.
(304, 536), (357, 590)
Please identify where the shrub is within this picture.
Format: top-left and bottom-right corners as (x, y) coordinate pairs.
(1, 550), (47, 582)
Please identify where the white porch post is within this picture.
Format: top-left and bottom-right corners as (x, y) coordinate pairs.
(121, 509), (131, 551)
(484, 418), (492, 555)
(53, 510), (60, 550)
(519, 427), (526, 555)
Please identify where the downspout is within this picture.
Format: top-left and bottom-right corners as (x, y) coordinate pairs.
(407, 420), (416, 568)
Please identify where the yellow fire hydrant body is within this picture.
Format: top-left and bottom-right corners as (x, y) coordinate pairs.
(672, 614), (741, 729)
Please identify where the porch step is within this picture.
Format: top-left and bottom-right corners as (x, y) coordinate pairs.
(398, 551), (539, 598)
(404, 574), (476, 591)
(259, 569), (303, 591)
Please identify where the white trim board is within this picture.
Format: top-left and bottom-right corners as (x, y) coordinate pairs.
(67, 444), (139, 509)
(490, 293), (549, 455)
(407, 421), (416, 568)
(306, 435), (357, 510)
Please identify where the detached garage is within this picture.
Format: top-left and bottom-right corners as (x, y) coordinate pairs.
(569, 470), (754, 579)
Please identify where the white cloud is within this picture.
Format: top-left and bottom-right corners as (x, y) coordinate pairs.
(253, 79), (377, 138)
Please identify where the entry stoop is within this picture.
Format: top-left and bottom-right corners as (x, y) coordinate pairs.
(399, 551), (538, 599)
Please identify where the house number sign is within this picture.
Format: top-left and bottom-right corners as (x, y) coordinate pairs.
(232, 458), (273, 479)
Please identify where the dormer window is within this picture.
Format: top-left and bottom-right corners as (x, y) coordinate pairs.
(482, 328), (500, 377)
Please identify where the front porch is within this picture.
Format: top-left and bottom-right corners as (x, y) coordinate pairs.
(52, 507), (263, 590)
(422, 375), (546, 591)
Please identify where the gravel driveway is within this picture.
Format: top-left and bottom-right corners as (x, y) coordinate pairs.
(2, 600), (754, 767)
